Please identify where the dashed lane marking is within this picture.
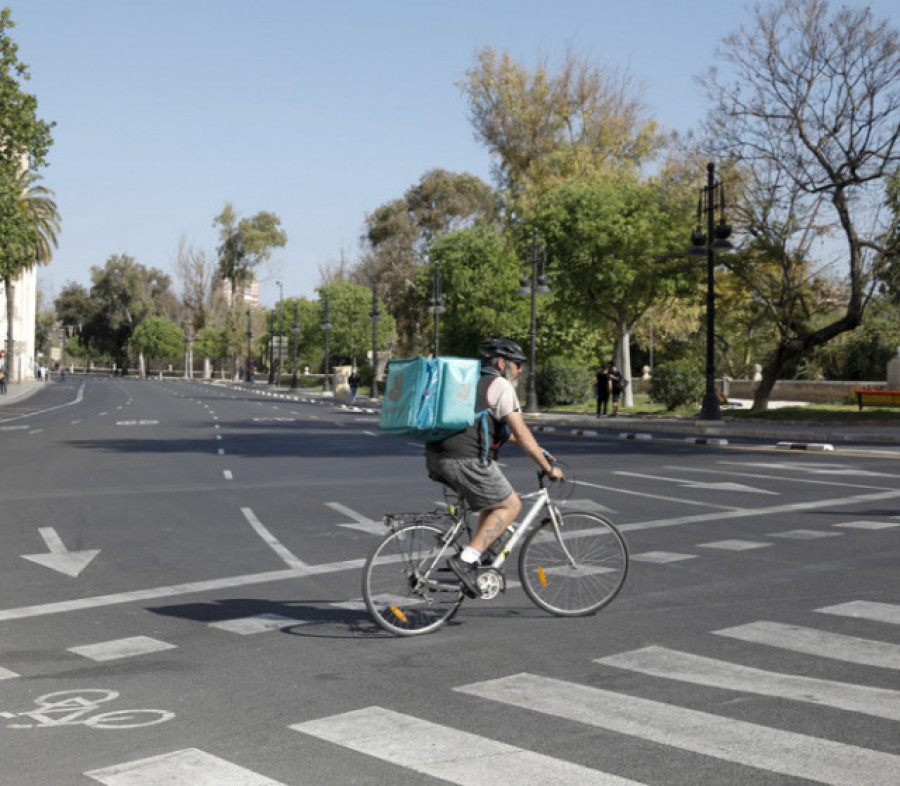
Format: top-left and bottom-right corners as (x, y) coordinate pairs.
(85, 748), (286, 785)
(68, 636), (177, 662)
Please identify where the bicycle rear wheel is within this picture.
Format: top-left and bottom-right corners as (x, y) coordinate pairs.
(362, 523), (464, 636)
(519, 511), (628, 616)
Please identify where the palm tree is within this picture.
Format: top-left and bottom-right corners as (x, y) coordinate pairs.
(19, 169), (60, 264)
(2, 168), (60, 382)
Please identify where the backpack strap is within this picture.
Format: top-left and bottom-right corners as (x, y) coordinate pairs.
(477, 369), (499, 465)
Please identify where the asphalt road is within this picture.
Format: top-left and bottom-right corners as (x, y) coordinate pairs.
(0, 376), (897, 785)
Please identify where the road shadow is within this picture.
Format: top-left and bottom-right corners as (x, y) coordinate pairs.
(147, 597), (388, 639)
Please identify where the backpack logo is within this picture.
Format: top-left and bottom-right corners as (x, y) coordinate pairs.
(389, 371), (404, 403)
(456, 383), (471, 401)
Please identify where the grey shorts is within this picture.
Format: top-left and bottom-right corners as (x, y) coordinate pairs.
(425, 453), (514, 512)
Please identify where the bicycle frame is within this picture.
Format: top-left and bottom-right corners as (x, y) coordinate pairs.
(434, 478), (573, 576)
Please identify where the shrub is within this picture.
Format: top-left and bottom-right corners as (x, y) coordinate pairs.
(535, 359), (594, 406)
(648, 359), (705, 410)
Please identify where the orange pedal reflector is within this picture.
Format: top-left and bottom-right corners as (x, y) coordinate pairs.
(537, 566), (547, 588)
(389, 605), (408, 623)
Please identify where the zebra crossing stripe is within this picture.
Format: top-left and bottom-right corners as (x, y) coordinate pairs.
(595, 645), (900, 721)
(291, 705), (643, 785)
(817, 600), (900, 625)
(456, 674), (900, 786)
(85, 747), (285, 785)
(713, 620), (900, 669)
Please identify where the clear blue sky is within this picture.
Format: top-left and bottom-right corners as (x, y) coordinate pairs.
(11, 0), (897, 307)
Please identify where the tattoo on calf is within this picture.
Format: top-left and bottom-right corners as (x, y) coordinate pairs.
(486, 514), (506, 540)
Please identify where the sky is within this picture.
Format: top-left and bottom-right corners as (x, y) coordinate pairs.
(10, 0), (898, 308)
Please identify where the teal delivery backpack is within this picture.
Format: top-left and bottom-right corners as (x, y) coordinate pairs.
(379, 357), (480, 441)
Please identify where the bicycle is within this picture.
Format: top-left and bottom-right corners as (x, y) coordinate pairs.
(361, 463), (629, 636)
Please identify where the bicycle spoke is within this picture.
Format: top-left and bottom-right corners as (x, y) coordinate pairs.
(362, 523), (464, 636)
(519, 512), (628, 616)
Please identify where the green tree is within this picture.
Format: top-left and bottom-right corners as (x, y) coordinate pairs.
(0, 8), (55, 382)
(458, 47), (658, 209)
(532, 177), (695, 403)
(54, 282), (96, 333)
(424, 222), (529, 356)
(131, 316), (184, 376)
(194, 325), (231, 377)
(316, 281), (395, 368)
(214, 203), (287, 291)
(700, 0), (900, 410)
(82, 255), (177, 373)
(358, 169), (497, 354)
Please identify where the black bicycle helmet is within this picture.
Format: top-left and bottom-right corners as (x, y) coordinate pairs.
(477, 338), (527, 364)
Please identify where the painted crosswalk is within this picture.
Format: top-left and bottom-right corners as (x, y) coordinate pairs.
(595, 645), (900, 721)
(713, 619), (900, 669)
(81, 598), (899, 784)
(291, 706), (640, 785)
(455, 673), (898, 786)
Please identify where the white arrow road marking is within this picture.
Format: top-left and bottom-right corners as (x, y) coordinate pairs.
(21, 527), (101, 577)
(614, 471), (778, 495)
(325, 502), (382, 534)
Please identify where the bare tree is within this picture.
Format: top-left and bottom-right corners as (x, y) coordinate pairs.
(173, 236), (219, 332)
(700, 0), (900, 409)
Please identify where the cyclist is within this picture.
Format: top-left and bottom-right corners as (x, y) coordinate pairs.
(425, 338), (564, 597)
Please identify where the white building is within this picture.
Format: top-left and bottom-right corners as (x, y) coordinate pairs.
(0, 264), (37, 382)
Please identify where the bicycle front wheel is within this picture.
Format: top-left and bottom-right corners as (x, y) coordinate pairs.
(362, 523), (464, 636)
(519, 511), (628, 616)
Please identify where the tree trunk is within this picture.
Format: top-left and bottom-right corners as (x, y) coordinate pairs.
(615, 322), (635, 408)
(5, 278), (15, 383)
(752, 311), (864, 412)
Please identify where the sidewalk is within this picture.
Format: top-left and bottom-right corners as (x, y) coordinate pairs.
(231, 381), (900, 447)
(523, 409), (900, 446)
(0, 379), (48, 405)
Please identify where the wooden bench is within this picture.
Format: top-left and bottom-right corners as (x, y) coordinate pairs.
(854, 389), (900, 410)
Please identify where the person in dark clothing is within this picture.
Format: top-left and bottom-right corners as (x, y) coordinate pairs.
(348, 368), (361, 404)
(594, 364), (611, 417)
(608, 363), (624, 416)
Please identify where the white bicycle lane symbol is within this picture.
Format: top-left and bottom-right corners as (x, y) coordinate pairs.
(0, 689), (175, 730)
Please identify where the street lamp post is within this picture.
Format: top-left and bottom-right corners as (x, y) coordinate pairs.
(518, 228), (551, 413)
(688, 161), (733, 421)
(369, 285), (382, 399)
(321, 293), (332, 393)
(290, 301), (300, 390)
(267, 311), (276, 384)
(245, 309), (253, 383)
(428, 259), (446, 357)
(276, 280), (284, 387)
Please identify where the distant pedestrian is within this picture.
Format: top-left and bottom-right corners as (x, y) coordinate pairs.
(608, 363), (624, 416)
(348, 368), (361, 404)
(0, 369), (6, 394)
(594, 364), (611, 417)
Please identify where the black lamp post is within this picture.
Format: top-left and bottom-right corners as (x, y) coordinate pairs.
(369, 285), (382, 399)
(267, 311), (276, 384)
(428, 259), (446, 357)
(321, 293), (332, 393)
(688, 162), (734, 421)
(276, 279), (284, 387)
(245, 309), (253, 383)
(517, 228), (551, 413)
(290, 301), (300, 390)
